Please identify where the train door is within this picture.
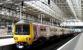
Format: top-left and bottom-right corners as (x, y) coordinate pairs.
(33, 25), (40, 41)
(46, 26), (50, 38)
(39, 25), (47, 37)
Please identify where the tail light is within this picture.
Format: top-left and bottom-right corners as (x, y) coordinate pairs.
(28, 38), (31, 41)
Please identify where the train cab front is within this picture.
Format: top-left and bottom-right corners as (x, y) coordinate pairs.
(13, 21), (34, 48)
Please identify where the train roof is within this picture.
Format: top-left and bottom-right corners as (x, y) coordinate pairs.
(16, 20), (29, 25)
(32, 23), (49, 26)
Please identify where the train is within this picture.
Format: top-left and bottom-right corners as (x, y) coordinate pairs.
(12, 20), (76, 48)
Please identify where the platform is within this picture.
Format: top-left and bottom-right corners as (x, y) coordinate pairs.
(0, 37), (15, 46)
(57, 33), (82, 50)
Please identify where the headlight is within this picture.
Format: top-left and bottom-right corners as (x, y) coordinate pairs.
(16, 45), (24, 49)
(28, 38), (31, 41)
(14, 37), (18, 40)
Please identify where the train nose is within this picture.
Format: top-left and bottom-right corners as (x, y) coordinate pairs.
(14, 36), (27, 42)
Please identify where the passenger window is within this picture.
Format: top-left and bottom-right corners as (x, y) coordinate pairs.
(40, 26), (46, 31)
(55, 29), (57, 32)
(40, 28), (46, 31)
(61, 29), (64, 32)
(50, 28), (53, 32)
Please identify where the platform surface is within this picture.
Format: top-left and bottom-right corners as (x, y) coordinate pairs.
(0, 38), (15, 46)
(57, 33), (82, 50)
(74, 33), (83, 50)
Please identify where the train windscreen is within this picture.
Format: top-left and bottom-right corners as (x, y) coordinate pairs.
(15, 24), (30, 35)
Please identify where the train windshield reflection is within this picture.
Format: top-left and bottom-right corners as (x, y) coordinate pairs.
(15, 24), (30, 35)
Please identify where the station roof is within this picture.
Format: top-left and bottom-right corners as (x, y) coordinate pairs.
(0, 0), (82, 24)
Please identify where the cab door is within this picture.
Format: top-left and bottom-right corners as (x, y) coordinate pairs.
(29, 23), (35, 44)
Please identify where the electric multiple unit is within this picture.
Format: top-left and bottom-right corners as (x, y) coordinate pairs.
(12, 20), (73, 48)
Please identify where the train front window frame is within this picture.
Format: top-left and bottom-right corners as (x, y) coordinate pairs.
(15, 24), (30, 35)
